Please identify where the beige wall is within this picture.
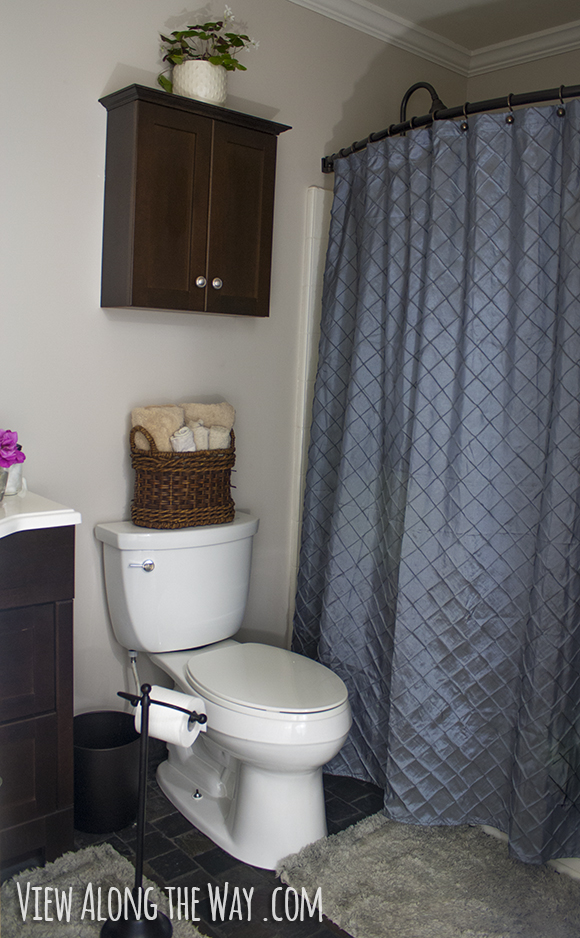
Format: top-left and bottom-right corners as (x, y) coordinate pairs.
(1, 0), (465, 711)
(467, 49), (580, 101)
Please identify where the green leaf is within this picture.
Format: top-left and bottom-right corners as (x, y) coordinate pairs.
(157, 73), (173, 93)
(158, 15), (256, 72)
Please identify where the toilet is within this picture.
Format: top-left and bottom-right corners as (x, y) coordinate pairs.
(95, 512), (351, 869)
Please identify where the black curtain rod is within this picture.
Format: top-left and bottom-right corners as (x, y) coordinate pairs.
(321, 83), (580, 174)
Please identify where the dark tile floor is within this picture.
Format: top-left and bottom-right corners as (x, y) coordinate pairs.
(72, 740), (384, 938)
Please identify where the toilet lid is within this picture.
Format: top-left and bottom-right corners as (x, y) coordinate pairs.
(186, 643), (348, 713)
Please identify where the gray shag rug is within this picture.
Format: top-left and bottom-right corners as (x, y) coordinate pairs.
(277, 813), (580, 938)
(1, 842), (205, 938)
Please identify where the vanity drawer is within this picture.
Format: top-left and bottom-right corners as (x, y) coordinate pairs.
(0, 526), (74, 610)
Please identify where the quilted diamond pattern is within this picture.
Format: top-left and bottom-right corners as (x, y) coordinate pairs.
(293, 101), (580, 864)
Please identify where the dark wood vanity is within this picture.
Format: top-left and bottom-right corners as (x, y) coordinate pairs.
(0, 498), (79, 870)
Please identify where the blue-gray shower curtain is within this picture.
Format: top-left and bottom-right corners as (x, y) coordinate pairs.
(293, 100), (580, 864)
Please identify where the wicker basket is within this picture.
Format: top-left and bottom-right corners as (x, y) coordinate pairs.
(130, 426), (235, 529)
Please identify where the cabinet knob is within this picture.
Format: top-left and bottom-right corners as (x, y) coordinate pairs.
(195, 276), (207, 288)
(212, 278), (223, 290)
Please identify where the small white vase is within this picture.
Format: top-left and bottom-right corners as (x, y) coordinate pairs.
(0, 469), (8, 503)
(172, 61), (227, 105)
(5, 463), (23, 495)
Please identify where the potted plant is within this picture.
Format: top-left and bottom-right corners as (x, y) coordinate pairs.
(158, 7), (257, 105)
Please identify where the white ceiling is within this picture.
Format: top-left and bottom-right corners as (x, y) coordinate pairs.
(286, 0), (580, 75)
(365, 0), (580, 50)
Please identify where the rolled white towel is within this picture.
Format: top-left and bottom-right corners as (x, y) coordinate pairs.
(170, 426), (196, 453)
(192, 423), (210, 450)
(209, 425), (231, 450)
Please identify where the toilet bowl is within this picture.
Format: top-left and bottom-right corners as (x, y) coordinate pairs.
(95, 513), (351, 869)
(152, 641), (350, 868)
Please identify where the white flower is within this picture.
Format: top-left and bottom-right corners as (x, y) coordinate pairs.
(224, 5), (234, 23)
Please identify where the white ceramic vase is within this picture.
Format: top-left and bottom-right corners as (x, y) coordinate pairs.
(172, 61), (227, 105)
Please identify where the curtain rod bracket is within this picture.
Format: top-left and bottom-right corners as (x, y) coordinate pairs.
(400, 81), (447, 124)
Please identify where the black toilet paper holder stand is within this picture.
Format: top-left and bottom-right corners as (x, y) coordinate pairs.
(100, 684), (207, 938)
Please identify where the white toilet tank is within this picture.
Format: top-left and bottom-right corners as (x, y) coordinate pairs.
(95, 512), (259, 653)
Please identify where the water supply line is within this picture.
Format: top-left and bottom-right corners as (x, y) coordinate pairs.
(129, 650), (141, 696)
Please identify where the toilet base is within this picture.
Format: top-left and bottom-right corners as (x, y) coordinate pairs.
(156, 746), (328, 869)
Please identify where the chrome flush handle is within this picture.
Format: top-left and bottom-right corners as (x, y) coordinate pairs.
(129, 559), (155, 572)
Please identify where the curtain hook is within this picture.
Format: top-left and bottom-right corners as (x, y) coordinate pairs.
(506, 93), (515, 124)
(557, 85), (566, 117)
(460, 102), (469, 132)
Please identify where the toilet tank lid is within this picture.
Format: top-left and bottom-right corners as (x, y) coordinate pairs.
(95, 512), (259, 549)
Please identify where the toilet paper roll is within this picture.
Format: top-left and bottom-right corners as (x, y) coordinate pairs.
(134, 686), (207, 748)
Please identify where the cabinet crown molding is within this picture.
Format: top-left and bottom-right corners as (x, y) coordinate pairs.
(99, 84), (291, 137)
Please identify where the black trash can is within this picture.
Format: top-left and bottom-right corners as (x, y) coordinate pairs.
(74, 710), (140, 833)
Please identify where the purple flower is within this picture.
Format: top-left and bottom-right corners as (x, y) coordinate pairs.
(0, 429), (26, 469)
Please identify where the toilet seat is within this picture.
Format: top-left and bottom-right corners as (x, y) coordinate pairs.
(186, 642), (347, 715)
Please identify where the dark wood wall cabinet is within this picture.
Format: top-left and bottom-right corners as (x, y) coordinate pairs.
(99, 84), (290, 317)
(0, 526), (75, 869)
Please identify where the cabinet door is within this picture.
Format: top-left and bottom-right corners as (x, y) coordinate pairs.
(0, 714), (58, 830)
(0, 605), (55, 724)
(206, 122), (277, 317)
(132, 103), (213, 310)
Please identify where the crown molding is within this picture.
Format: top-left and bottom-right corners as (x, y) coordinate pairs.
(469, 20), (580, 76)
(285, 0), (580, 77)
(286, 0), (471, 75)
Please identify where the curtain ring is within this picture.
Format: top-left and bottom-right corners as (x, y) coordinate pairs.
(460, 102), (469, 132)
(506, 93), (515, 124)
(557, 85), (566, 117)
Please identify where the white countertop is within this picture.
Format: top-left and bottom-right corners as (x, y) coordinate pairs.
(0, 487), (82, 539)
